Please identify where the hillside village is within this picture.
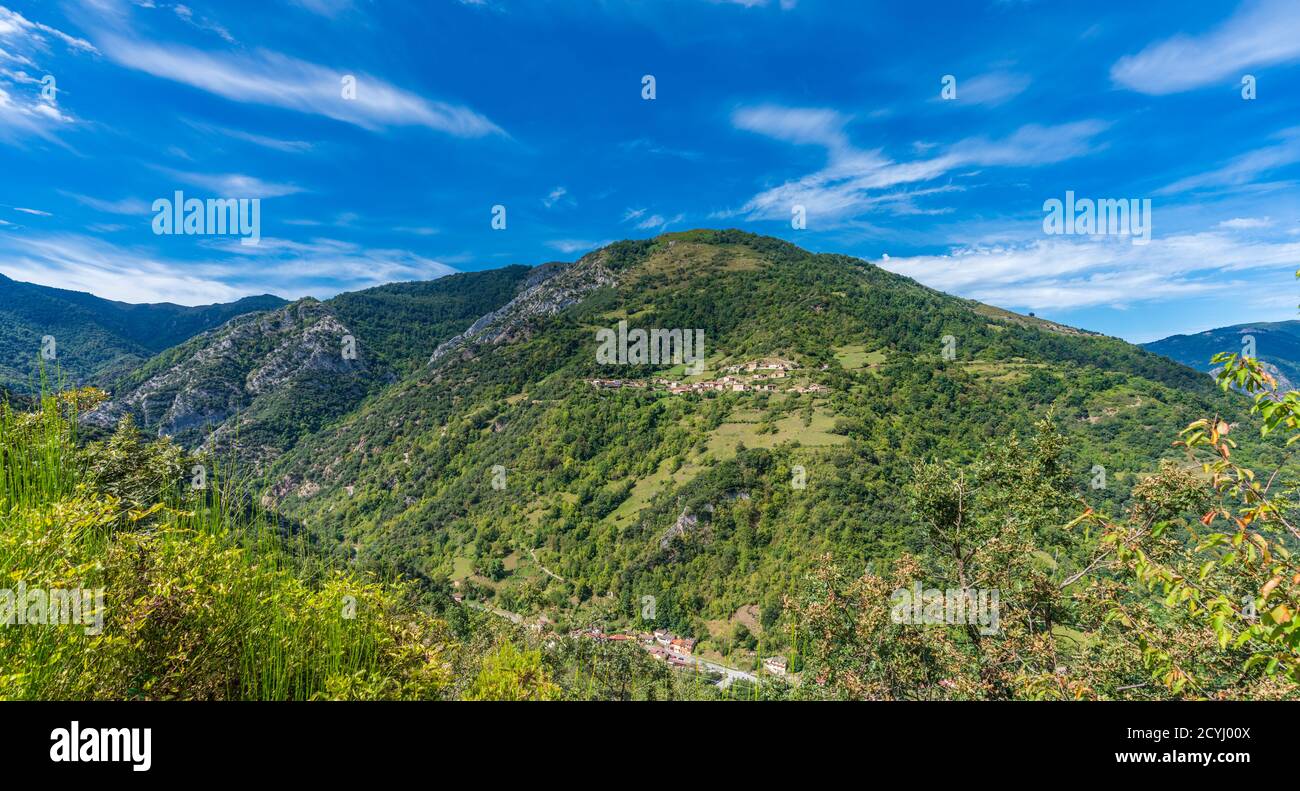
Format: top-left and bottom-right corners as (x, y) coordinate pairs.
(587, 357), (829, 396)
(573, 626), (790, 680)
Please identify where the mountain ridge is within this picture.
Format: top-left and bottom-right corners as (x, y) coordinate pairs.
(56, 229), (1289, 661)
(0, 271), (287, 392)
(85, 265), (534, 465)
(1143, 319), (1300, 391)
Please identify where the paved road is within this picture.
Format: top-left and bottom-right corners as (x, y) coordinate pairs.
(673, 654), (758, 687)
(462, 599), (523, 624)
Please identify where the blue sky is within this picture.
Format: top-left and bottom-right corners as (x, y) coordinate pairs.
(1, 0), (1299, 343)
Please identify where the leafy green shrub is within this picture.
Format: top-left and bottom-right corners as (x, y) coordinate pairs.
(0, 391), (456, 700)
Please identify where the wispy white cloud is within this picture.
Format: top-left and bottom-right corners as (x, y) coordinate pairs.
(878, 230), (1300, 313)
(542, 186), (570, 208)
(618, 138), (703, 161)
(0, 231), (457, 304)
(90, 32), (503, 137)
(943, 71), (1030, 107)
(1112, 0), (1300, 95)
(635, 212), (685, 231)
(0, 6), (98, 55)
(620, 207), (685, 230)
(546, 238), (612, 255)
(1, 68), (41, 85)
(153, 167), (304, 198)
(0, 82), (75, 143)
(732, 105), (848, 150)
(0, 232), (249, 304)
(945, 121), (1108, 166)
(182, 118), (314, 153)
(0, 7), (93, 143)
(288, 0), (354, 17)
(729, 103), (1107, 225)
(1218, 216), (1273, 229)
(170, 4), (234, 43)
(60, 191), (152, 215)
(0, 46), (36, 67)
(1157, 127), (1300, 195)
(710, 0), (798, 8)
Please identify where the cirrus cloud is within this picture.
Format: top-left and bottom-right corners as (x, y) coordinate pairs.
(91, 32), (503, 137)
(878, 230), (1300, 314)
(1112, 0), (1300, 95)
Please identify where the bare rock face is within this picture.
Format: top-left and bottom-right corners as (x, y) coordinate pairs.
(245, 311), (362, 394)
(429, 251), (617, 365)
(660, 508), (701, 550)
(83, 300), (371, 464)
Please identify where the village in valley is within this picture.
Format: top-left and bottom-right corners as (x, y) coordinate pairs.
(571, 625), (790, 682)
(586, 357), (829, 396)
(454, 586), (792, 687)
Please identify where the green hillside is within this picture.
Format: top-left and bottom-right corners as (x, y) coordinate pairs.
(12, 230), (1300, 700)
(253, 230), (1285, 671)
(0, 272), (285, 392)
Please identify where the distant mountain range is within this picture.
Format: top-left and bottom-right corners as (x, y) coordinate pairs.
(1143, 320), (1300, 391)
(0, 273), (286, 392)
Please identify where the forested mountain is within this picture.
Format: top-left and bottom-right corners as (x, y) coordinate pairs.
(15, 229), (1299, 700)
(0, 272), (285, 391)
(205, 229), (1278, 669)
(85, 266), (532, 466)
(1144, 320), (1300, 391)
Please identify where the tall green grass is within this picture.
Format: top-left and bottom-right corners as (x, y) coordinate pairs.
(0, 387), (453, 700)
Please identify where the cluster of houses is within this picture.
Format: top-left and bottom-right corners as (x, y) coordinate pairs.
(572, 625), (791, 678)
(763, 656), (788, 677)
(588, 358), (827, 396)
(664, 375), (778, 394)
(572, 626), (700, 667)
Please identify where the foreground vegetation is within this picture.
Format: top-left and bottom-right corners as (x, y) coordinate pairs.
(0, 387), (458, 699)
